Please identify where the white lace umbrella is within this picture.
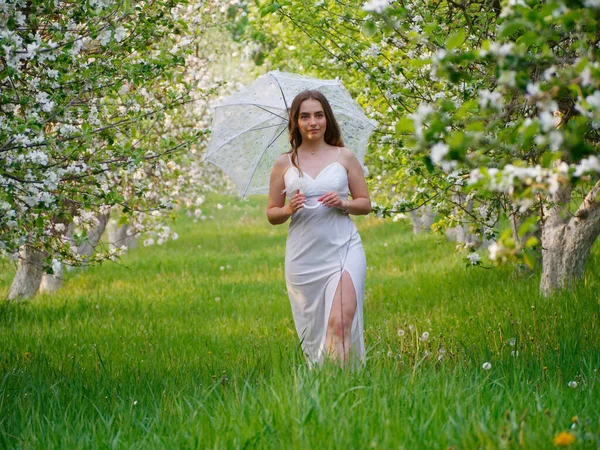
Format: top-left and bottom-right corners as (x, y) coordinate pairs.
(205, 71), (377, 197)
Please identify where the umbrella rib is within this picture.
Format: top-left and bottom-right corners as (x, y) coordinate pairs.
(215, 103), (287, 121)
(254, 104), (288, 121)
(242, 124), (288, 197)
(269, 72), (290, 112)
(204, 118), (286, 159)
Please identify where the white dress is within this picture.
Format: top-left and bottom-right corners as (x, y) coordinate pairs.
(283, 150), (367, 368)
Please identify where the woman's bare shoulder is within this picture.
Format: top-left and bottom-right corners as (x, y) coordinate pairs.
(339, 147), (360, 165)
(272, 152), (291, 172)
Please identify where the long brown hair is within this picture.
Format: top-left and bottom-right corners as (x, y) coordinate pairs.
(288, 90), (344, 174)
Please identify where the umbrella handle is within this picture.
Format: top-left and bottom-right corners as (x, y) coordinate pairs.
(303, 203), (321, 210)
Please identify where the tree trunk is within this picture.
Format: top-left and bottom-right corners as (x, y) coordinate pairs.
(7, 246), (46, 301)
(408, 206), (436, 234)
(107, 221), (137, 251)
(445, 196), (481, 246)
(75, 212), (110, 261)
(540, 181), (600, 295)
(39, 221), (75, 293)
(39, 263), (64, 294)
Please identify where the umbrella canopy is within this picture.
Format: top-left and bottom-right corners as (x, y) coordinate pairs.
(205, 71), (377, 197)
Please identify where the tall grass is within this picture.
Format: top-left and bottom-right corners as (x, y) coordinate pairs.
(1, 195), (598, 449)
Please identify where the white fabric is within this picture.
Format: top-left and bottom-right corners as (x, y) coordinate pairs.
(283, 151), (366, 368)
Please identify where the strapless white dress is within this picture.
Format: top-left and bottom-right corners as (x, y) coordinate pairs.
(283, 152), (366, 368)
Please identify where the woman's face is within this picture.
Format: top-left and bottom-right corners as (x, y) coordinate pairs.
(297, 98), (327, 142)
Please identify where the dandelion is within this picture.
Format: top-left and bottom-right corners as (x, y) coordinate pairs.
(220, 266), (225, 270)
(482, 362), (492, 370)
(387, 350), (393, 358)
(508, 338), (516, 347)
(567, 381), (578, 389)
(215, 297), (221, 302)
(133, 400), (138, 405)
(217, 203), (223, 209)
(408, 324), (415, 332)
(397, 329), (405, 337)
(552, 431), (575, 446)
(511, 350), (519, 357)
(421, 331), (429, 342)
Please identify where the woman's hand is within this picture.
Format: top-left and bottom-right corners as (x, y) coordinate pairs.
(318, 191), (345, 210)
(285, 191), (306, 215)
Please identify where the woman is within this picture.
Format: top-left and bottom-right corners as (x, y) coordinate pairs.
(267, 90), (371, 368)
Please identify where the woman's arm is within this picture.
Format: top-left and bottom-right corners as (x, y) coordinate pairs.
(342, 148), (371, 215)
(266, 155), (305, 225)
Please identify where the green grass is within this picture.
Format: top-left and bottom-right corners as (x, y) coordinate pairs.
(1, 194), (599, 449)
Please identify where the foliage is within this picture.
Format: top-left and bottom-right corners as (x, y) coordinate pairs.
(237, 0), (600, 268)
(0, 0), (224, 271)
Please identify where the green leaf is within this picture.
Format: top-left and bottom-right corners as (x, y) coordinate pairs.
(362, 20), (377, 38)
(446, 30), (466, 50)
(260, 2), (282, 17)
(500, 20), (524, 39)
(395, 117), (414, 134)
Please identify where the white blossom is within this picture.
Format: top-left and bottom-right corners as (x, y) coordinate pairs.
(430, 142), (449, 165)
(574, 155), (600, 177)
(467, 252), (481, 265)
(539, 111), (557, 132)
(51, 258), (61, 274)
(478, 89), (504, 110)
(586, 90), (600, 109)
(548, 131), (563, 151)
(498, 70), (516, 87)
(526, 83), (542, 98)
(488, 242), (500, 261)
(362, 0), (392, 13)
(114, 26), (127, 43)
(98, 29), (112, 46)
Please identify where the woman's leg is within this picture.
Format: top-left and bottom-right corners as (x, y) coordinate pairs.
(325, 271), (357, 366)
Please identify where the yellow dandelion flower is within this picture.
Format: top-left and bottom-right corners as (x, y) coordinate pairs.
(553, 431), (575, 447)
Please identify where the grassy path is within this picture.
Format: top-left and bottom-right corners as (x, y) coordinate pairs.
(1, 195), (599, 449)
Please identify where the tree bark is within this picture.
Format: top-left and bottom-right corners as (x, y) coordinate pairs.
(107, 221), (137, 251)
(7, 246), (46, 301)
(540, 180), (600, 295)
(445, 196), (481, 246)
(75, 212), (111, 261)
(39, 222), (75, 293)
(408, 205), (436, 234)
(39, 263), (64, 294)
